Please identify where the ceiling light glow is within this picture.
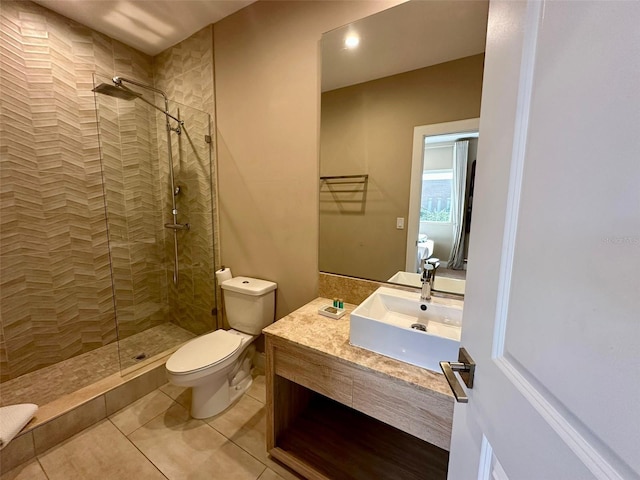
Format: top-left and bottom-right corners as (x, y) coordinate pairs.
(344, 34), (360, 49)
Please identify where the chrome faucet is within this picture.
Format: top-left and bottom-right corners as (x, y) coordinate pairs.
(426, 257), (440, 283)
(421, 264), (434, 300)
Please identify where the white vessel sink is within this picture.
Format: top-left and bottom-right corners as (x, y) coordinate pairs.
(387, 271), (422, 287)
(349, 287), (462, 372)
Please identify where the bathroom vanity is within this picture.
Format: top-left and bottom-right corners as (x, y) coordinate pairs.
(263, 296), (460, 480)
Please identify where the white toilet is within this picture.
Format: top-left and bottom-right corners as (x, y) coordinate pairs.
(166, 276), (277, 419)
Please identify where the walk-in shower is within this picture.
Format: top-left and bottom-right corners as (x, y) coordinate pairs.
(0, 5), (218, 434)
(0, 73), (216, 412)
(93, 77), (189, 287)
(92, 72), (217, 374)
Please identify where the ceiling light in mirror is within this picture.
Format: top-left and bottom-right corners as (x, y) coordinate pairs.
(344, 34), (360, 49)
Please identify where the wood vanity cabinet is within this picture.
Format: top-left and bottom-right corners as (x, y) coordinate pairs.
(265, 334), (453, 480)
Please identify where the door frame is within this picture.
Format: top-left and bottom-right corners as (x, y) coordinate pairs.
(405, 118), (480, 272)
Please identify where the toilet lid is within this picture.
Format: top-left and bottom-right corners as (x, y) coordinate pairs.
(166, 330), (242, 375)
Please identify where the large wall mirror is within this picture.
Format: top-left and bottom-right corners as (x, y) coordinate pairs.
(319, 0), (489, 296)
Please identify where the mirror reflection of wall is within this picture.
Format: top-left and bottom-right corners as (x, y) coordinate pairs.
(318, 0), (488, 295)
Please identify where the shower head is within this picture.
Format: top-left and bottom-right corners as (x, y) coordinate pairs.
(92, 76), (183, 125)
(92, 82), (142, 101)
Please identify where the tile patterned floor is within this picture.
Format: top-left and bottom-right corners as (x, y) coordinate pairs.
(0, 375), (302, 480)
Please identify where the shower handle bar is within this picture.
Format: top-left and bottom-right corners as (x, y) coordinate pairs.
(166, 104), (180, 286)
(164, 223), (190, 231)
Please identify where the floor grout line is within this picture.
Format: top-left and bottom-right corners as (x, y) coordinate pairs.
(112, 389), (178, 438)
(36, 457), (51, 480)
(119, 388), (270, 480)
(198, 395), (298, 480)
(23, 378), (275, 480)
(110, 415), (171, 480)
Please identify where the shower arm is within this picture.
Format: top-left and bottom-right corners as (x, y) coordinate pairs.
(113, 77), (183, 125)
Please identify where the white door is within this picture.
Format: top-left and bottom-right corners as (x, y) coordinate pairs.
(447, 1), (640, 479)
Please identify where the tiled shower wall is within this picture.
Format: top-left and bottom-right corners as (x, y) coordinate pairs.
(0, 1), (218, 382)
(0, 0), (153, 381)
(153, 27), (219, 335)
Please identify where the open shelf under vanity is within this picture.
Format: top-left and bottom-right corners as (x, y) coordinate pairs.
(272, 385), (449, 480)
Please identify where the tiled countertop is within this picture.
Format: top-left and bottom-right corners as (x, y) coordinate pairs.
(263, 296), (463, 400)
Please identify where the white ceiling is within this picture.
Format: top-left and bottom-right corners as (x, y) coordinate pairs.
(32, 0), (488, 91)
(33, 0), (256, 56)
(321, 0), (489, 92)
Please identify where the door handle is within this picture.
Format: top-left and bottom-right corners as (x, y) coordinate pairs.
(439, 347), (475, 403)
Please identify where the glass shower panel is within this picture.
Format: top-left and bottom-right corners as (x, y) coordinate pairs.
(93, 74), (214, 374)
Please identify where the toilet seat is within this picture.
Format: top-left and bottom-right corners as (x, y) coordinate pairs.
(166, 330), (242, 375)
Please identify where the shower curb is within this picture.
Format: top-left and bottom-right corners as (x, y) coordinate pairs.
(0, 356), (170, 473)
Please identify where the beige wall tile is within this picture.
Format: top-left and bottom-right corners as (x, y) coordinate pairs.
(1, 0), (215, 387)
(0, 432), (35, 474)
(33, 395), (106, 454)
(0, 459), (47, 480)
(152, 26), (218, 334)
(318, 272), (388, 305)
(0, 0), (159, 380)
(0, 331), (9, 383)
(38, 420), (165, 480)
(105, 364), (167, 415)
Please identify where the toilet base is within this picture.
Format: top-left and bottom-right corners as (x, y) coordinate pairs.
(191, 374), (253, 419)
(191, 374), (228, 419)
(230, 375), (253, 407)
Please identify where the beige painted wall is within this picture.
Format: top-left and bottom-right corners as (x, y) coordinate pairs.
(319, 55), (485, 281)
(213, 0), (403, 320)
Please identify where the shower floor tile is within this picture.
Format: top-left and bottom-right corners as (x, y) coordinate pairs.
(0, 323), (195, 408)
(0, 374), (302, 480)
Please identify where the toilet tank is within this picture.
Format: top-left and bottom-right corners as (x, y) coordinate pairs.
(220, 276), (277, 335)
